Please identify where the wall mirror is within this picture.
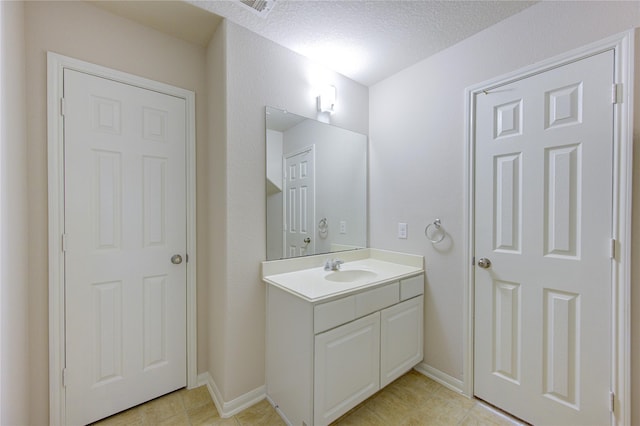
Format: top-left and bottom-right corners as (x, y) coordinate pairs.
(266, 106), (368, 260)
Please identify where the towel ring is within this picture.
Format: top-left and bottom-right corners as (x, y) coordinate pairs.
(425, 219), (445, 244)
(318, 218), (328, 238)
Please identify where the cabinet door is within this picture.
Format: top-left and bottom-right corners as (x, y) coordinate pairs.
(380, 296), (424, 388)
(314, 312), (380, 426)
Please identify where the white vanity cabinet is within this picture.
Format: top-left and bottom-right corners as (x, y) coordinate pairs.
(314, 312), (381, 425)
(265, 273), (424, 426)
(380, 295), (424, 388)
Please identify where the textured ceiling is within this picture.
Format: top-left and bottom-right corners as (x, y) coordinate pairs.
(88, 1), (536, 86)
(189, 0), (536, 86)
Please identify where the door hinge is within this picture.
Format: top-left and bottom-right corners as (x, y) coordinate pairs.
(612, 83), (622, 104)
(62, 368), (68, 387)
(610, 390), (615, 412)
(610, 238), (616, 260)
(61, 233), (67, 252)
(60, 98), (66, 116)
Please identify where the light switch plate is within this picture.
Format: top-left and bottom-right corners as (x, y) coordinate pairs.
(339, 221), (347, 234)
(398, 222), (408, 239)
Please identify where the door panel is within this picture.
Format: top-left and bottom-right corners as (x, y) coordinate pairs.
(474, 51), (613, 425)
(64, 69), (187, 425)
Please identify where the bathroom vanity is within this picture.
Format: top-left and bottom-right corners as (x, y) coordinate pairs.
(262, 249), (424, 425)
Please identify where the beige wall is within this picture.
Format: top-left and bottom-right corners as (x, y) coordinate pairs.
(205, 19), (229, 399)
(1, 1), (29, 424)
(369, 0), (640, 422)
(22, 2), (208, 422)
(209, 20), (369, 402)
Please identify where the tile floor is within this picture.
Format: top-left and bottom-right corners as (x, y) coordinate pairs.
(93, 370), (525, 426)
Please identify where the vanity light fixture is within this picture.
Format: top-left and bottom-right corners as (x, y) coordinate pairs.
(317, 85), (337, 114)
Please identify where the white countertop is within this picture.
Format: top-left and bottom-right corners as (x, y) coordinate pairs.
(262, 250), (424, 302)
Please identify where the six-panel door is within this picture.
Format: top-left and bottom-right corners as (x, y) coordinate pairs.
(64, 69), (187, 425)
(474, 50), (614, 425)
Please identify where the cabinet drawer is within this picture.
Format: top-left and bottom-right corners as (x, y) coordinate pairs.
(355, 282), (399, 318)
(400, 275), (424, 301)
(314, 296), (356, 334)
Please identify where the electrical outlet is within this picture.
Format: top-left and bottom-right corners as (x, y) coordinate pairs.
(398, 222), (408, 239)
(339, 221), (347, 234)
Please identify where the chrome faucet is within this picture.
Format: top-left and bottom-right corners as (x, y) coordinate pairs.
(324, 258), (344, 271)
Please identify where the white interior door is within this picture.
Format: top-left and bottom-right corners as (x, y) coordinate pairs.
(474, 50), (614, 425)
(284, 146), (315, 257)
(64, 69), (187, 425)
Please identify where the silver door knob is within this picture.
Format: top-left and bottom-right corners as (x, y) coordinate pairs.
(303, 237), (311, 244)
(171, 254), (183, 265)
(477, 258), (491, 269)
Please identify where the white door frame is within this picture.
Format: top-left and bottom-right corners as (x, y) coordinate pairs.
(463, 31), (634, 425)
(47, 52), (198, 425)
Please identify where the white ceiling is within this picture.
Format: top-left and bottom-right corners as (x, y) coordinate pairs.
(90, 0), (536, 87)
(188, 0), (536, 86)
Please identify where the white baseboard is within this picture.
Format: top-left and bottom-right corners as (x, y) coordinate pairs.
(197, 372), (266, 418)
(195, 365), (461, 419)
(414, 363), (466, 395)
(265, 394), (293, 426)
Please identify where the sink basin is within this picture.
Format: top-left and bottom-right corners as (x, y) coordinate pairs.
(324, 269), (377, 283)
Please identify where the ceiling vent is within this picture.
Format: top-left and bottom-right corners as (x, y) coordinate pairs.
(237, 0), (277, 18)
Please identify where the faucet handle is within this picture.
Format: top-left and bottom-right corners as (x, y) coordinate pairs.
(331, 259), (344, 271)
(324, 258), (344, 271)
(324, 259), (332, 271)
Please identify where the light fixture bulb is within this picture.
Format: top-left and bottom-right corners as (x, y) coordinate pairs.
(317, 85), (337, 114)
